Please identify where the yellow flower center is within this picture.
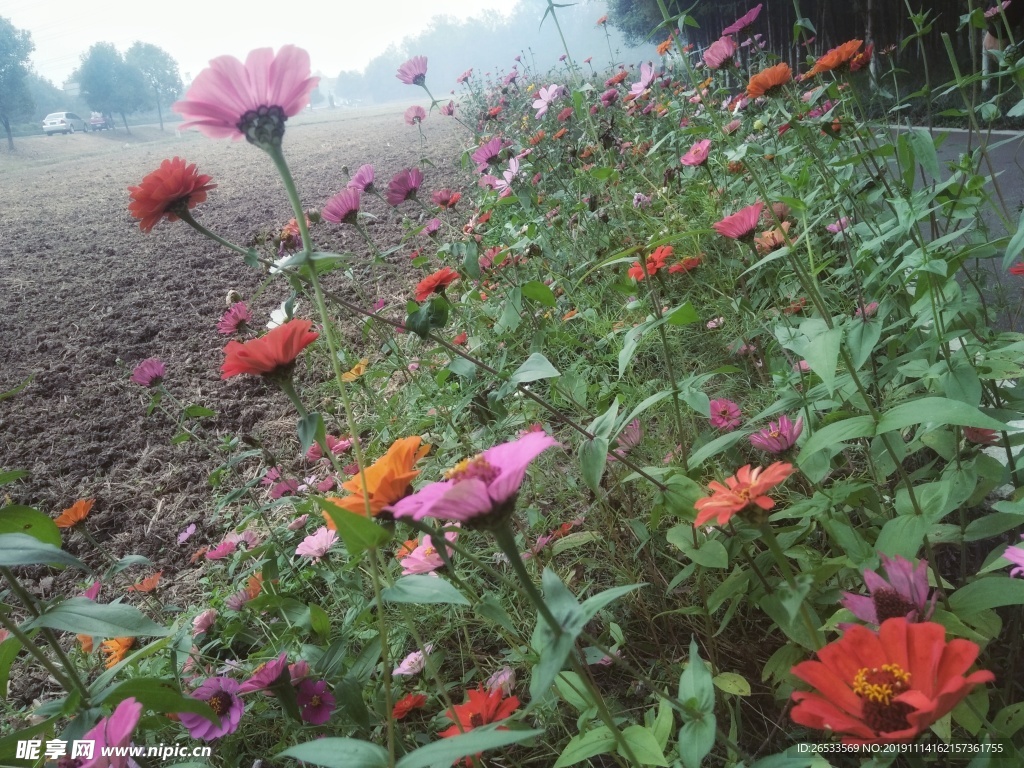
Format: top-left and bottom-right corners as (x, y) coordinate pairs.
(444, 455), (499, 485)
(852, 663), (910, 705)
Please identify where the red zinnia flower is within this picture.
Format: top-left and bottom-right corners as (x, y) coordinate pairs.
(221, 319), (319, 379)
(392, 693), (427, 720)
(693, 462), (794, 526)
(1008, 262), (1024, 275)
(668, 256), (702, 273)
(439, 686), (520, 739)
(128, 157), (216, 233)
(790, 618), (994, 744)
(432, 189), (461, 209)
(605, 70), (629, 87)
(807, 39), (864, 77)
(713, 202), (765, 241)
(415, 267), (459, 302)
(628, 245), (673, 281)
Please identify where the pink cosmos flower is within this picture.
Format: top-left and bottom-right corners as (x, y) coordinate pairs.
(306, 435), (353, 462)
(180, 677), (244, 740)
(393, 644), (434, 676)
(295, 526), (337, 563)
(749, 415), (803, 453)
(680, 139), (712, 167)
(396, 56), (428, 86)
(297, 679), (335, 724)
(82, 580), (102, 600)
(224, 530), (260, 549)
(493, 157), (520, 197)
(827, 216), (851, 234)
(401, 529), (458, 576)
(486, 666), (516, 696)
(173, 46), (318, 143)
(322, 188), (361, 225)
(842, 555), (937, 625)
(130, 358), (165, 388)
(288, 514), (309, 530)
(386, 168), (424, 206)
(192, 609), (218, 637)
(1005, 536), (1024, 578)
(239, 652), (289, 693)
(347, 164), (375, 193)
(80, 697), (142, 768)
(704, 36), (738, 69)
(629, 62), (656, 98)
(404, 105), (426, 125)
(388, 432), (560, 526)
(709, 398), (742, 430)
(289, 659), (310, 683)
(471, 136), (504, 171)
(722, 3), (763, 35)
(713, 202), (765, 240)
(218, 302), (252, 335)
(532, 84), (565, 118)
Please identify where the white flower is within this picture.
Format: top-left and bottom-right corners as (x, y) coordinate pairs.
(268, 299), (299, 329)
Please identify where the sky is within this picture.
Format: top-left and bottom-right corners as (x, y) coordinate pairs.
(2, 0), (520, 86)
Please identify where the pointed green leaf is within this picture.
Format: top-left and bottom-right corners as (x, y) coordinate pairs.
(382, 575), (470, 606)
(396, 727), (544, 768)
(279, 738), (389, 767)
(0, 533), (86, 569)
(0, 506), (61, 547)
(25, 598), (167, 637)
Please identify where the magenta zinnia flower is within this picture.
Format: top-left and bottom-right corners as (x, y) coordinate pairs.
(347, 164), (375, 193)
(722, 3), (763, 35)
(708, 398), (742, 430)
(680, 139), (711, 167)
(396, 56), (428, 86)
(80, 697), (142, 768)
(841, 554), (937, 626)
(218, 302), (252, 335)
(386, 167), (424, 206)
(173, 46), (318, 145)
(295, 526), (337, 562)
(387, 431), (560, 526)
(306, 435), (352, 462)
(179, 677), (244, 740)
(749, 414), (803, 453)
(599, 88), (619, 107)
(130, 358), (166, 388)
(297, 679), (335, 725)
(239, 652), (289, 693)
(322, 188), (361, 225)
(404, 105), (426, 125)
(704, 36), (738, 69)
(714, 202), (765, 240)
(1005, 536), (1024, 578)
(471, 136), (504, 172)
(440, 100), (455, 116)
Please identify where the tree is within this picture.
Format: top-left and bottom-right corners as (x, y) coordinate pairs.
(0, 16), (34, 151)
(125, 42), (182, 131)
(76, 43), (149, 134)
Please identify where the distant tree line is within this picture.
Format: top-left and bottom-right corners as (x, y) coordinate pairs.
(0, 15), (183, 150)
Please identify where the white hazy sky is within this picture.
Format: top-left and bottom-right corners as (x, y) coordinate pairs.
(2, 0), (519, 85)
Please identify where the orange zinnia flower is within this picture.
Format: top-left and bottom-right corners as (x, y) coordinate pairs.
(246, 573), (264, 599)
(596, 14), (608, 26)
(807, 40), (864, 77)
(606, 70), (629, 86)
(790, 618), (994, 743)
(55, 499), (94, 528)
(128, 157), (217, 233)
(693, 462), (794, 526)
(657, 37), (673, 56)
(414, 267), (459, 302)
(221, 319), (319, 380)
(552, 128), (568, 140)
(102, 637), (135, 668)
(528, 130), (545, 146)
(77, 634), (94, 653)
(323, 436), (430, 521)
(746, 62), (791, 98)
(341, 358), (369, 382)
(395, 538), (418, 560)
(127, 571), (162, 593)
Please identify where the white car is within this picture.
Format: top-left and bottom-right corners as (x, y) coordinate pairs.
(42, 112), (88, 135)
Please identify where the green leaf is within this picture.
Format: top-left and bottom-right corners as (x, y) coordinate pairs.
(0, 634), (23, 705)
(580, 583), (644, 618)
(846, 318), (882, 372)
(509, 353), (561, 386)
(618, 320), (650, 378)
(666, 302), (699, 326)
(98, 678), (217, 721)
(298, 413), (326, 455)
(553, 726), (614, 768)
(667, 527), (728, 568)
(1004, 207), (1024, 270)
(0, 470), (29, 486)
(396, 727), (544, 768)
(875, 515), (930, 560)
(949, 576), (1024, 616)
(0, 505), (61, 547)
(907, 127), (941, 181)
(405, 296), (450, 339)
(588, 397), (619, 440)
(530, 569), (586, 702)
(554, 672), (594, 713)
(579, 437), (608, 494)
(309, 603), (331, 639)
(678, 718), (716, 768)
(25, 598), (168, 638)
(183, 404), (215, 419)
(876, 398), (1007, 434)
(796, 416), (875, 465)
(619, 725), (668, 765)
(678, 637), (714, 714)
(521, 280), (557, 307)
(318, 499), (391, 555)
(382, 575), (470, 605)
(800, 323), (843, 395)
(713, 672), (751, 696)
(279, 738), (390, 768)
(0, 532), (87, 569)
(688, 431), (747, 468)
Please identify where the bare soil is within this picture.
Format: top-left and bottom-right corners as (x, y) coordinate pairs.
(0, 105), (465, 705)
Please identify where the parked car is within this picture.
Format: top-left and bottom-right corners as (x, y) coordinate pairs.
(89, 113), (112, 131)
(42, 112), (88, 135)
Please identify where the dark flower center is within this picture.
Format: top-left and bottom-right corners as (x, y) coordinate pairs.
(309, 695), (322, 708)
(853, 663), (913, 734)
(208, 691), (231, 715)
(873, 588), (917, 622)
(412, 73), (426, 86)
(238, 105), (287, 148)
(470, 713), (485, 727)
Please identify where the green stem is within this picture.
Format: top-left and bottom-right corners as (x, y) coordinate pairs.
(757, 526), (823, 650)
(178, 210), (250, 256)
